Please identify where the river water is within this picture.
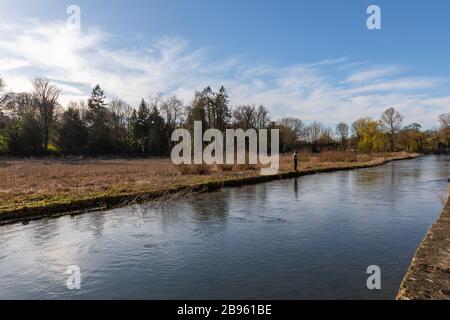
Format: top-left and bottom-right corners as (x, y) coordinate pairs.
(0, 156), (449, 300)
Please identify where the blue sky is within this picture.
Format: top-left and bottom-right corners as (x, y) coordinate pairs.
(0, 0), (449, 128)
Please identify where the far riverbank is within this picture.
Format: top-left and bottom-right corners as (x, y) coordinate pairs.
(0, 152), (418, 225)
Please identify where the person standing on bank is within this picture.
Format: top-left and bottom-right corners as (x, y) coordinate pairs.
(293, 151), (299, 172)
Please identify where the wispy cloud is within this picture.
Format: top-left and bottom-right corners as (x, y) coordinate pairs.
(344, 65), (403, 83)
(0, 19), (448, 128)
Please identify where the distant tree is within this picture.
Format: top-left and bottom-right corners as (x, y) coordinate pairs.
(32, 78), (61, 151)
(255, 105), (271, 129)
(439, 113), (450, 129)
(161, 95), (185, 150)
(438, 113), (450, 148)
(0, 77), (7, 108)
(88, 85), (107, 112)
(109, 99), (132, 152)
(186, 86), (231, 131)
(2, 80), (439, 157)
(232, 105), (257, 130)
(1, 89), (43, 155)
(422, 129), (440, 152)
(0, 111), (9, 131)
(129, 99), (168, 155)
(319, 127), (335, 150)
(405, 122), (422, 131)
(199, 87), (214, 128)
(278, 117), (305, 139)
(398, 123), (424, 152)
(5, 114), (44, 155)
(335, 122), (349, 149)
(57, 107), (88, 154)
(148, 104), (167, 154)
(130, 99), (151, 153)
(212, 86), (231, 130)
(1, 92), (35, 116)
(380, 107), (403, 152)
(307, 121), (323, 153)
(276, 124), (299, 153)
(186, 90), (208, 132)
(85, 84), (114, 154)
(161, 96), (184, 128)
(352, 118), (370, 141)
(356, 119), (386, 153)
(0, 78), (9, 130)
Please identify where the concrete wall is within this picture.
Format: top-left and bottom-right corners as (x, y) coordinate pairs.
(397, 191), (450, 300)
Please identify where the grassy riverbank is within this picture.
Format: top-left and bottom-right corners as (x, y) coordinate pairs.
(0, 151), (419, 224)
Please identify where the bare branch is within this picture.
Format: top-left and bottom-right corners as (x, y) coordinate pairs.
(32, 77), (61, 150)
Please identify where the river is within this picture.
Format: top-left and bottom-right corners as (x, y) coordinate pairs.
(0, 155), (449, 299)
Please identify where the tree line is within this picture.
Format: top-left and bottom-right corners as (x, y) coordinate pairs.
(0, 76), (449, 156)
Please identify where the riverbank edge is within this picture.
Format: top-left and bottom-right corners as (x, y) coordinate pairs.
(0, 153), (419, 226)
(397, 191), (450, 300)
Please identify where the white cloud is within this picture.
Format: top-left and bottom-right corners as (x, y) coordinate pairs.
(0, 58), (31, 71)
(0, 19), (449, 128)
(345, 65), (402, 83)
(338, 77), (440, 96)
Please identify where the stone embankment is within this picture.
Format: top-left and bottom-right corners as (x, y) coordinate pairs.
(397, 191), (450, 300)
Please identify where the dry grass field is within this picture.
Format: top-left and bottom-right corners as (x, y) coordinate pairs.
(0, 151), (417, 217)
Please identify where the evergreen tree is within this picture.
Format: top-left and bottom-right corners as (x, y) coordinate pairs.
(213, 86), (231, 130)
(57, 107), (88, 154)
(88, 85), (107, 112)
(186, 91), (208, 132)
(148, 105), (167, 155)
(201, 87), (214, 128)
(130, 99), (151, 153)
(85, 84), (114, 154)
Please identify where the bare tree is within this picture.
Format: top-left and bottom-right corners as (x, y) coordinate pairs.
(2, 92), (35, 116)
(161, 95), (185, 149)
(67, 100), (88, 114)
(0, 80), (9, 130)
(279, 117), (305, 139)
(319, 127), (335, 149)
(336, 122), (349, 149)
(232, 105), (257, 130)
(0, 77), (8, 108)
(307, 121), (323, 152)
(439, 113), (450, 129)
(438, 113), (450, 148)
(161, 95), (184, 129)
(381, 107), (403, 152)
(110, 99), (132, 144)
(255, 105), (271, 129)
(32, 78), (61, 151)
(352, 117), (369, 140)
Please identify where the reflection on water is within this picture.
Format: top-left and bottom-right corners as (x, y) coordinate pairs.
(0, 156), (448, 300)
